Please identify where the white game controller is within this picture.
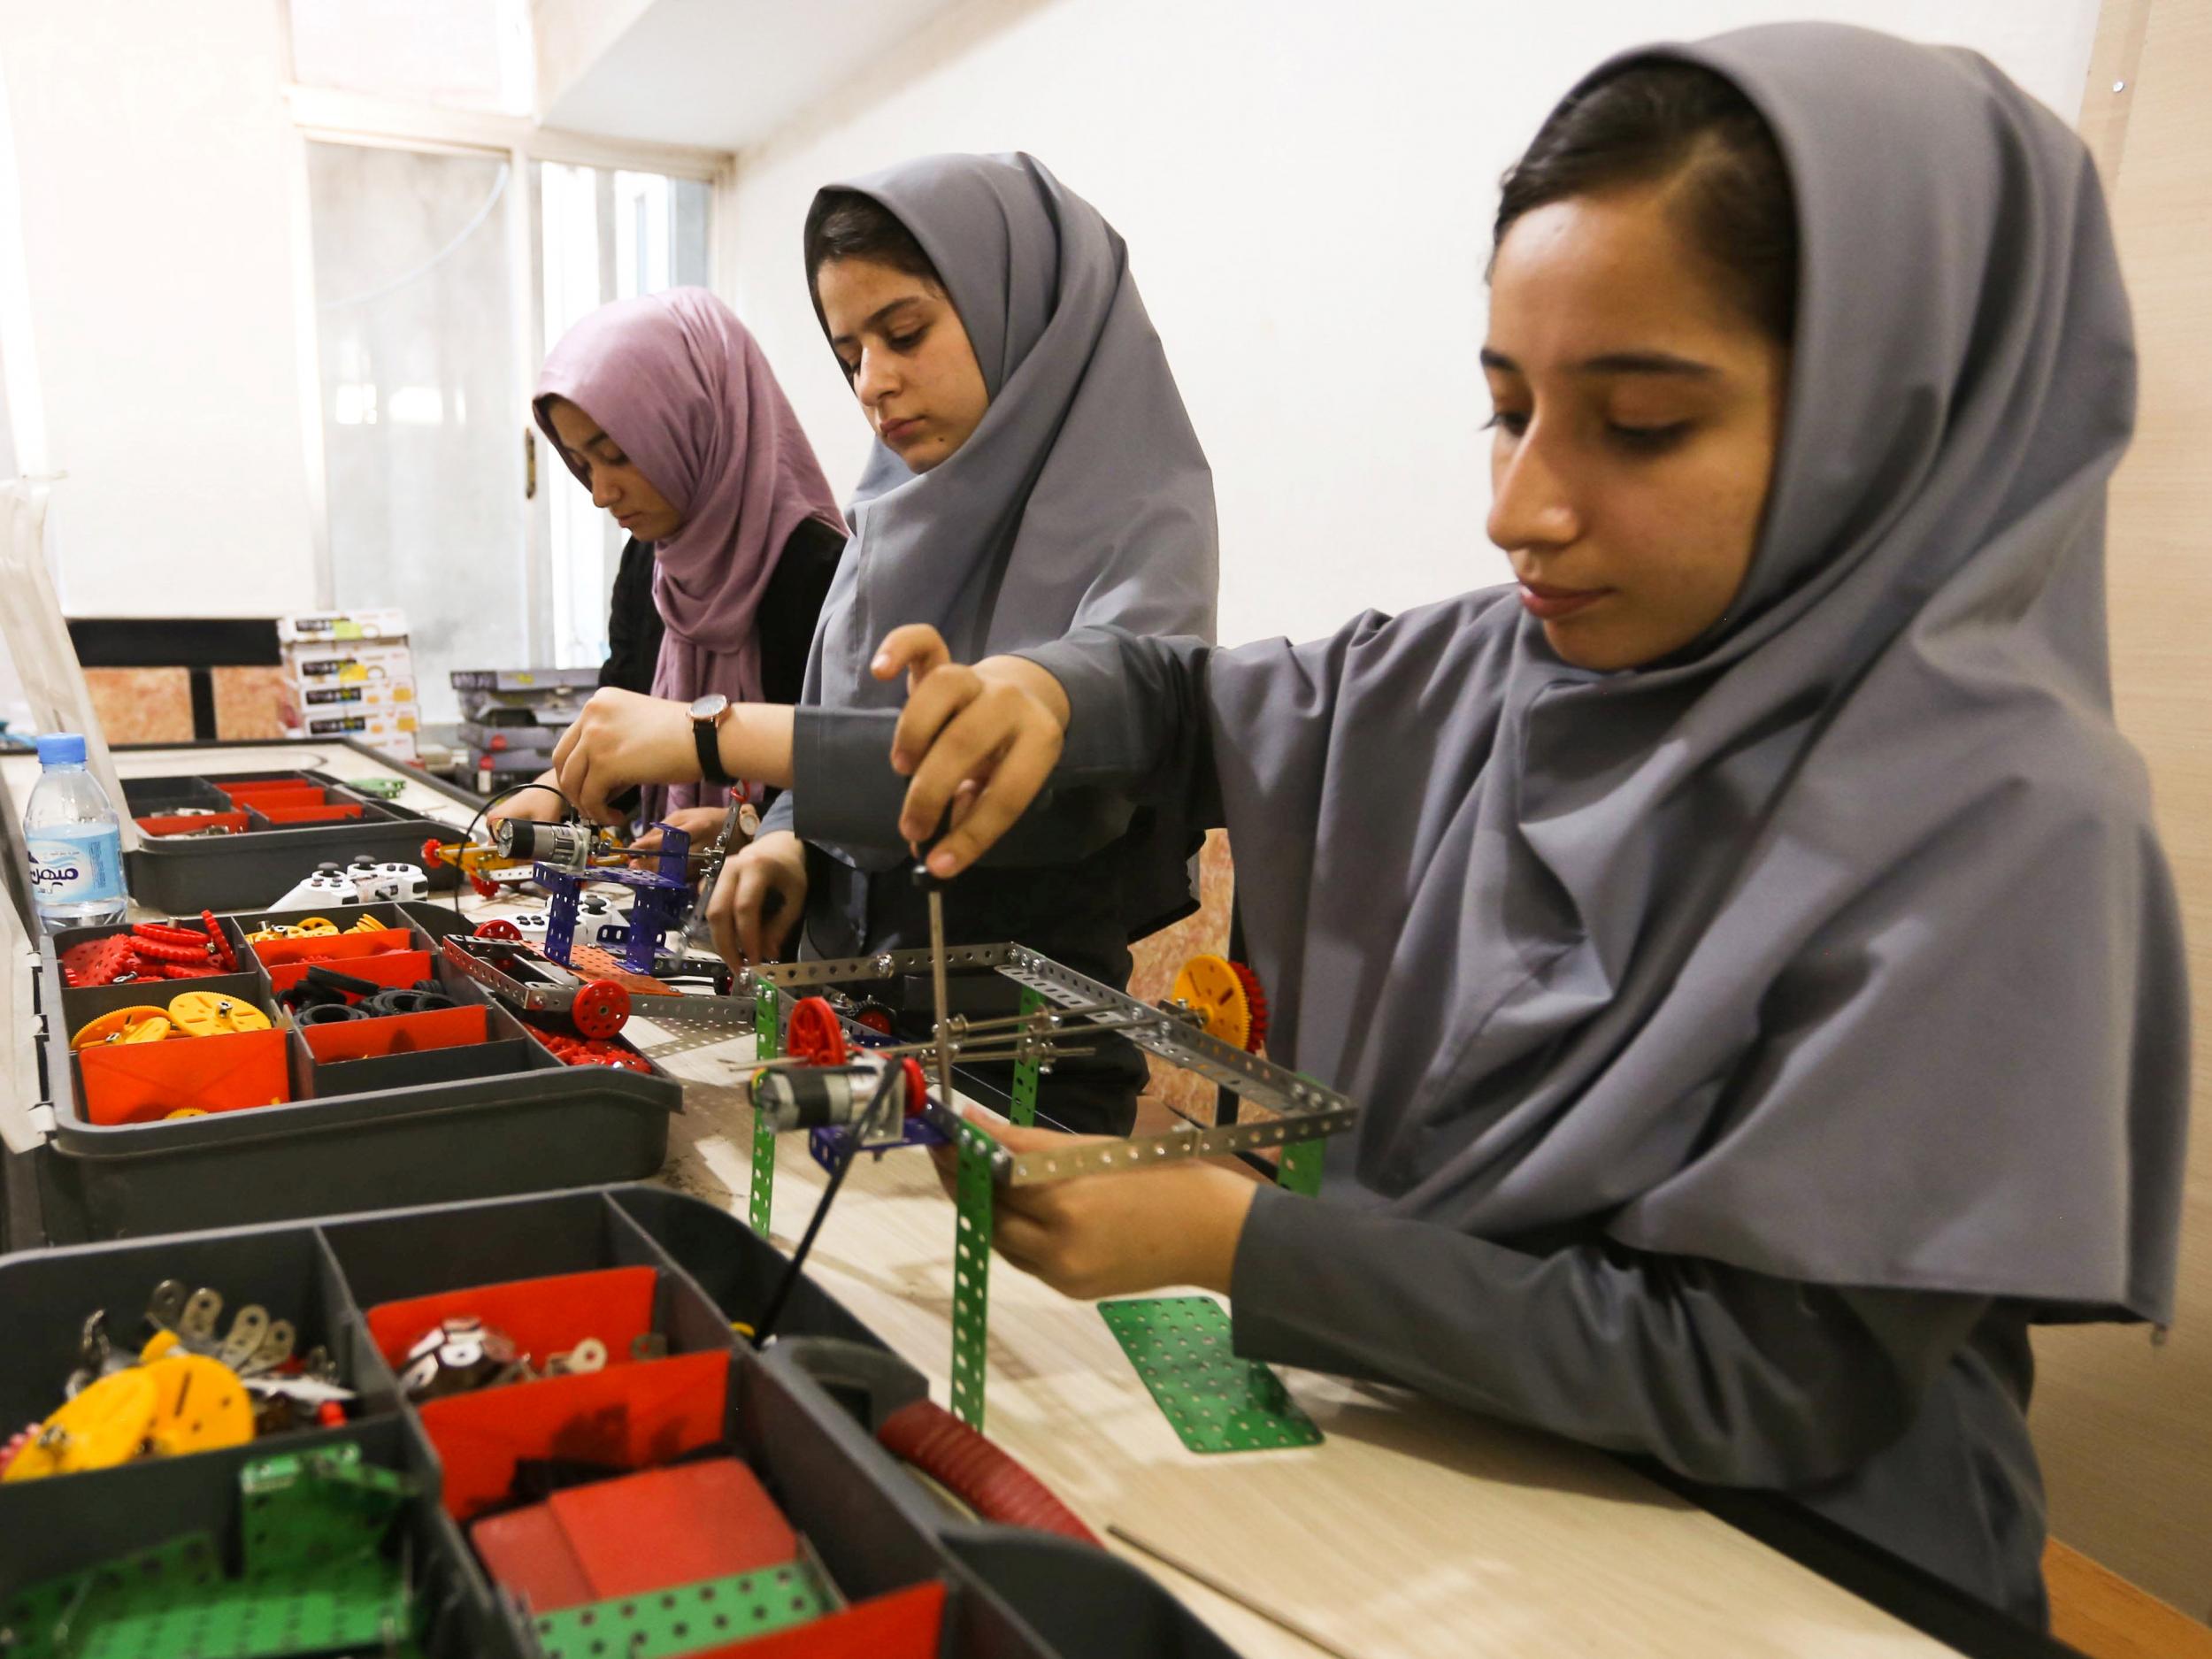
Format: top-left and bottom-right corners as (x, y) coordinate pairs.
(501, 895), (627, 950)
(271, 859), (429, 911)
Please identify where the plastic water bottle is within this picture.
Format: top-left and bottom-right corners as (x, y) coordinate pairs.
(23, 733), (127, 932)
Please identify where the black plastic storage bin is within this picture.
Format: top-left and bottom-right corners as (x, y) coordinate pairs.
(0, 1187), (1239, 1659)
(124, 767), (462, 912)
(12, 903), (682, 1247)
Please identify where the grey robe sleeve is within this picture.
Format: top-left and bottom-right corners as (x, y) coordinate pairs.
(756, 790), (796, 841)
(785, 703), (1143, 865)
(1232, 1185), (1989, 1488)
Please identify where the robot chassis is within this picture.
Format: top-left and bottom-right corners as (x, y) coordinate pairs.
(443, 858), (1359, 1432)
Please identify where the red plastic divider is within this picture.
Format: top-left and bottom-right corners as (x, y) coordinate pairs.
(265, 950), (434, 998)
(418, 1350), (727, 1522)
(78, 1027), (291, 1125)
(364, 1264), (658, 1372)
(252, 931), (422, 967)
(134, 810), (252, 838)
(470, 1457), (797, 1612)
(219, 788), (323, 809)
(257, 803), (366, 825)
(303, 1004), (488, 1064)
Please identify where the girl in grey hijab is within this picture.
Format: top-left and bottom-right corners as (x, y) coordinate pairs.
(830, 25), (2187, 1624)
(729, 152), (1217, 1134)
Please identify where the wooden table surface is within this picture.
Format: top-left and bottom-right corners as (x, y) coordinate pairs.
(634, 1011), (1950, 1659)
(1, 741), (1959, 1656)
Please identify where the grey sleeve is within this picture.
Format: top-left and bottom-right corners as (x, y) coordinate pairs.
(757, 791), (795, 841)
(785, 703), (1144, 866)
(1231, 1186), (1988, 1488)
(1015, 627), (1224, 818)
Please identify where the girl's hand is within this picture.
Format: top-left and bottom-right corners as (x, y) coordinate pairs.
(873, 626), (1072, 878)
(933, 1117), (1258, 1300)
(706, 829), (809, 965)
(631, 804), (731, 857)
(487, 771), (566, 826)
(551, 688), (699, 823)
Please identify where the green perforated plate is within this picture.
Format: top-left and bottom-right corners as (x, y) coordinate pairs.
(530, 1560), (833, 1659)
(1100, 1295), (1323, 1454)
(3, 1538), (408, 1659)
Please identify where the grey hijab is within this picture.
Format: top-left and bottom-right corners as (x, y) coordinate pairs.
(804, 152), (1217, 711)
(1212, 24), (2185, 1317)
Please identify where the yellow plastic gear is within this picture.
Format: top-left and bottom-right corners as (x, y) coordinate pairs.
(142, 1354), (255, 1457)
(293, 917), (340, 936)
(3, 1367), (158, 1480)
(349, 914), (388, 933)
(70, 1006), (173, 1049)
(166, 992), (272, 1037)
(1170, 955), (1256, 1051)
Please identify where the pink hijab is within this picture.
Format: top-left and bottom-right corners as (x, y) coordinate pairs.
(535, 288), (843, 815)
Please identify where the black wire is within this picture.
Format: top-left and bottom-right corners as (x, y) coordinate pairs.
(750, 1064), (903, 1347)
(447, 781), (575, 918)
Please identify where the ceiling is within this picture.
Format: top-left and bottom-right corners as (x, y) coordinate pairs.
(539, 0), (965, 153)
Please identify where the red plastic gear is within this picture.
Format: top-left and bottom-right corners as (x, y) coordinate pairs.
(474, 918), (523, 941)
(1228, 960), (1270, 1053)
(421, 837), (447, 867)
(559, 1037), (651, 1073)
(157, 960), (221, 979)
(62, 935), (140, 987)
(202, 911), (237, 972)
(854, 1002), (896, 1038)
(877, 1400), (1099, 1545)
(468, 871), (502, 900)
(131, 934), (215, 964)
(569, 979), (631, 1041)
(786, 995), (847, 1067)
(901, 1056), (930, 1117)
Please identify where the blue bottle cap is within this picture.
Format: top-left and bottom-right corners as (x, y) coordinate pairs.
(35, 733), (87, 765)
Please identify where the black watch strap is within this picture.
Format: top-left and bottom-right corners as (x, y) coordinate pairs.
(694, 714), (734, 788)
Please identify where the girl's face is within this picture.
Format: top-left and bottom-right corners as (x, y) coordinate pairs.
(542, 397), (684, 543)
(816, 257), (990, 472)
(1484, 183), (1790, 671)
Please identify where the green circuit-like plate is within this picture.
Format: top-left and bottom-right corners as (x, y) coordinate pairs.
(1100, 1295), (1323, 1454)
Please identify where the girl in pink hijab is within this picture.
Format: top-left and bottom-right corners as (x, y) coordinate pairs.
(496, 288), (846, 841)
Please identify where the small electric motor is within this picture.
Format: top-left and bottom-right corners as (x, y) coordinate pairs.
(491, 818), (597, 874)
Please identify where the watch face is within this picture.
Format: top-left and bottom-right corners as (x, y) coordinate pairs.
(688, 693), (729, 720)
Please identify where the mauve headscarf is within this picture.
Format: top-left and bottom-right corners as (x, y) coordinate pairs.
(1157, 23), (2185, 1316)
(535, 288), (843, 815)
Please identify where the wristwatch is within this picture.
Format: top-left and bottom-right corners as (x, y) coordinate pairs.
(688, 694), (734, 787)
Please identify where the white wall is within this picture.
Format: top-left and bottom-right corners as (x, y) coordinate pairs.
(726, 0), (2099, 649)
(0, 0), (318, 618)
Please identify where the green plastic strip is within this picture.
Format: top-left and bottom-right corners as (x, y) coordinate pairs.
(949, 1114), (997, 1431)
(1100, 1295), (1324, 1454)
(239, 1442), (412, 1578)
(750, 979), (780, 1234)
(4, 1537), (410, 1659)
(1008, 987), (1047, 1126)
(1277, 1137), (1324, 1196)
(531, 1560), (832, 1659)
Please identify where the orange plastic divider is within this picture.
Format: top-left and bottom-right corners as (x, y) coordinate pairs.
(697, 1582), (947, 1659)
(365, 1264), (658, 1372)
(78, 1027), (290, 1125)
(135, 810), (252, 838)
(265, 950), (434, 998)
(252, 931), (421, 967)
(257, 803), (365, 825)
(303, 1003), (487, 1064)
(418, 1350), (727, 1522)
